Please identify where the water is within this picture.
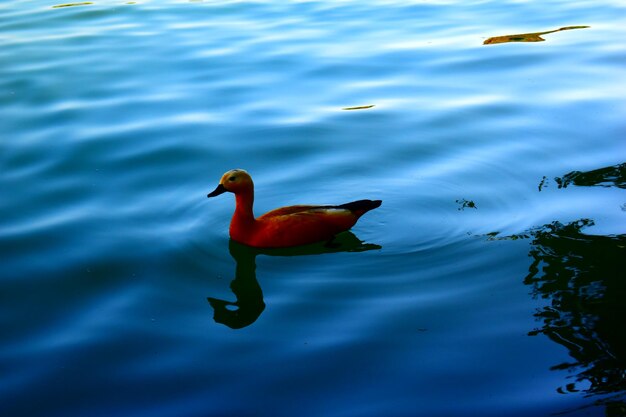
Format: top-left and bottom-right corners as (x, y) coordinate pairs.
(1, 1), (625, 416)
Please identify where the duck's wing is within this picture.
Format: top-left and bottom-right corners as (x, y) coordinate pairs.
(251, 200), (381, 248)
(255, 206), (357, 247)
(257, 205), (332, 219)
(258, 200), (382, 220)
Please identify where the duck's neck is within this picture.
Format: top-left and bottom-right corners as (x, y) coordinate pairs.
(232, 189), (256, 226)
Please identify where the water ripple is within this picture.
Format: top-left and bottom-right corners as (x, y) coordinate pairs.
(2, 1), (626, 416)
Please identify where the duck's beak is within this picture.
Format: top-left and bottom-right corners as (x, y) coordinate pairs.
(207, 183), (227, 198)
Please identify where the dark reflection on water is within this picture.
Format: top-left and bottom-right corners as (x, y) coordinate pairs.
(208, 233), (381, 329)
(554, 163), (626, 190)
(207, 242), (266, 330)
(455, 198), (477, 211)
(538, 163), (626, 192)
(488, 163), (626, 414)
(483, 26), (589, 45)
(523, 219), (626, 414)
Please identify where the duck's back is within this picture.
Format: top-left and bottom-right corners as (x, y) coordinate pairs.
(242, 200), (381, 248)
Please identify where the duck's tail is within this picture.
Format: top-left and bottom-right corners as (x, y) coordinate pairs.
(336, 199), (382, 216)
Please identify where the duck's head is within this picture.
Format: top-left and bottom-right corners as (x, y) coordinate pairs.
(207, 169), (253, 198)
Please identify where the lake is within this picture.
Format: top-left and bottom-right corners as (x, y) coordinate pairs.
(1, 1), (625, 416)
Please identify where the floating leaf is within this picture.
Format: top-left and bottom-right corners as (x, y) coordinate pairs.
(52, 2), (93, 8)
(483, 26), (589, 45)
(342, 105), (375, 111)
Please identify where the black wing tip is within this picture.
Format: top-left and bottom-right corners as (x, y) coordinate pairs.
(337, 199), (382, 212)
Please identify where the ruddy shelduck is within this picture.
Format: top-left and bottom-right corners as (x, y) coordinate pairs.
(207, 169), (381, 248)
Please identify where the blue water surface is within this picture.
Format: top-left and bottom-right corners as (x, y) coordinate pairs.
(1, 1), (625, 416)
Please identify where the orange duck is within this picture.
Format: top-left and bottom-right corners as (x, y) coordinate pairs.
(207, 169), (381, 248)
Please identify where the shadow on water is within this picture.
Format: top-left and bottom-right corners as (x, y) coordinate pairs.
(483, 26), (589, 45)
(207, 232), (381, 330)
(491, 163), (626, 415)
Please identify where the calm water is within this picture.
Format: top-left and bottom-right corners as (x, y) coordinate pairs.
(1, 1), (625, 416)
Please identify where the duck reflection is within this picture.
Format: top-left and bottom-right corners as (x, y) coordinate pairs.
(483, 25), (589, 45)
(523, 219), (626, 411)
(208, 232), (381, 329)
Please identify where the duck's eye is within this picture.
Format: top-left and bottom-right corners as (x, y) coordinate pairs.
(228, 176), (237, 182)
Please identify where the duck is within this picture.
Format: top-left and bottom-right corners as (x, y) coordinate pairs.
(207, 169), (381, 248)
